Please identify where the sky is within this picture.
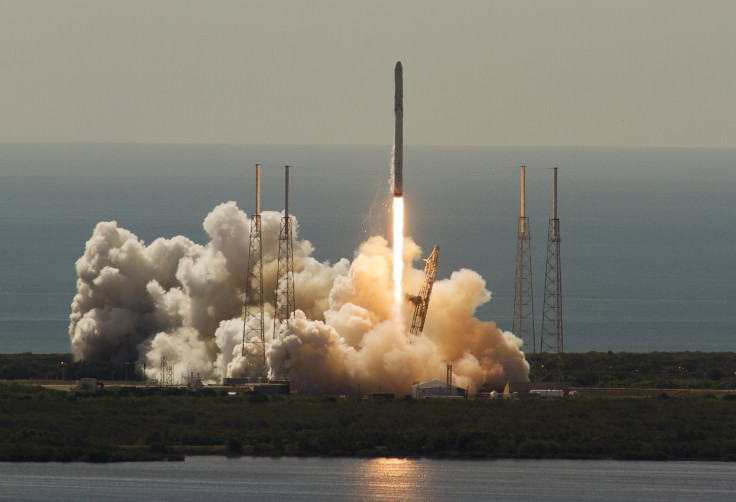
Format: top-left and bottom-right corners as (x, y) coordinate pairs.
(1, 1), (735, 148)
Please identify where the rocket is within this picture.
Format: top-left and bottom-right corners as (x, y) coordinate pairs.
(394, 61), (403, 197)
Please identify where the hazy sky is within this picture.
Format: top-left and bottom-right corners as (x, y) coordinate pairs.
(1, 1), (735, 147)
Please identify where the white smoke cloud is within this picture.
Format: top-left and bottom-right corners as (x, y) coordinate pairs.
(69, 201), (529, 393)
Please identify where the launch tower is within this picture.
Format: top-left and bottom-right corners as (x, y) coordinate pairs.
(540, 167), (564, 379)
(513, 166), (536, 359)
(242, 164), (266, 374)
(409, 245), (439, 335)
(274, 166), (296, 336)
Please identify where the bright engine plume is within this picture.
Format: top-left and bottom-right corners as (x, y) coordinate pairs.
(393, 195), (404, 318)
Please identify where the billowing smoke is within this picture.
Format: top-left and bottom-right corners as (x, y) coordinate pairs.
(70, 201), (529, 394)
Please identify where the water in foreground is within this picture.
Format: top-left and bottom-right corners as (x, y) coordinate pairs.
(1, 456), (735, 501)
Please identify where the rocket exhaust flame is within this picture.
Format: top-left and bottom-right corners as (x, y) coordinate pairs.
(393, 195), (404, 321)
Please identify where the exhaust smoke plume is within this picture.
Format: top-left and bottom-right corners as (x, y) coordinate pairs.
(70, 202), (529, 394)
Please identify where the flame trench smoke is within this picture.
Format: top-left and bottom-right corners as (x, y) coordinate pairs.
(69, 201), (529, 394)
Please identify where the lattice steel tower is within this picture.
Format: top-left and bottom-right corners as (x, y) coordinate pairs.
(242, 164), (266, 374)
(159, 353), (174, 387)
(513, 165), (536, 357)
(409, 245), (439, 335)
(540, 168), (564, 378)
(274, 165), (296, 336)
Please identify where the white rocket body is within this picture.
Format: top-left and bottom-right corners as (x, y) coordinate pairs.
(394, 61), (403, 197)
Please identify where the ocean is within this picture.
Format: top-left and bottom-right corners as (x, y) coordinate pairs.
(1, 143), (735, 355)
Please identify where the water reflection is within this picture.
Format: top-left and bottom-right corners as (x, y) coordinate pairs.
(2, 457), (736, 501)
(353, 458), (435, 501)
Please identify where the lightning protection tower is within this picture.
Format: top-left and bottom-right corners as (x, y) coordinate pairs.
(159, 353), (174, 388)
(243, 164), (266, 374)
(274, 165), (296, 337)
(409, 245), (439, 334)
(513, 165), (536, 358)
(540, 167), (564, 380)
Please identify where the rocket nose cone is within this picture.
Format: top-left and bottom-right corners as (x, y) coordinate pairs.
(395, 61), (402, 71)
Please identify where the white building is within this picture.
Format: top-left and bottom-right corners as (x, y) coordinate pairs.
(411, 379), (468, 399)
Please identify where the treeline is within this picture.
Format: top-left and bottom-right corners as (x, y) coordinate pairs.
(532, 351), (736, 389)
(0, 353), (142, 382)
(2, 351), (735, 389)
(1, 383), (736, 462)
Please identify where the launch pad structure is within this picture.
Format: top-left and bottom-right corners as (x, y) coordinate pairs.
(159, 353), (174, 387)
(240, 164), (296, 382)
(540, 167), (564, 380)
(274, 165), (296, 338)
(513, 166), (536, 359)
(409, 245), (439, 335)
(242, 164), (266, 372)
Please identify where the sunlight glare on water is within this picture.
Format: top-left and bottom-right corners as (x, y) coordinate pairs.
(353, 458), (433, 501)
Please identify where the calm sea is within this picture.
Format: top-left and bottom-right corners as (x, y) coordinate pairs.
(1, 456), (735, 501)
(1, 143), (735, 354)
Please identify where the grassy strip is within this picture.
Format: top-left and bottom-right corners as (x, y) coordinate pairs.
(1, 383), (736, 462)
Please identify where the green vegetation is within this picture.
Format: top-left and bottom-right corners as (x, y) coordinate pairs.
(533, 351), (736, 389)
(2, 352), (736, 463)
(1, 382), (736, 463)
(4, 351), (736, 389)
(0, 353), (139, 382)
